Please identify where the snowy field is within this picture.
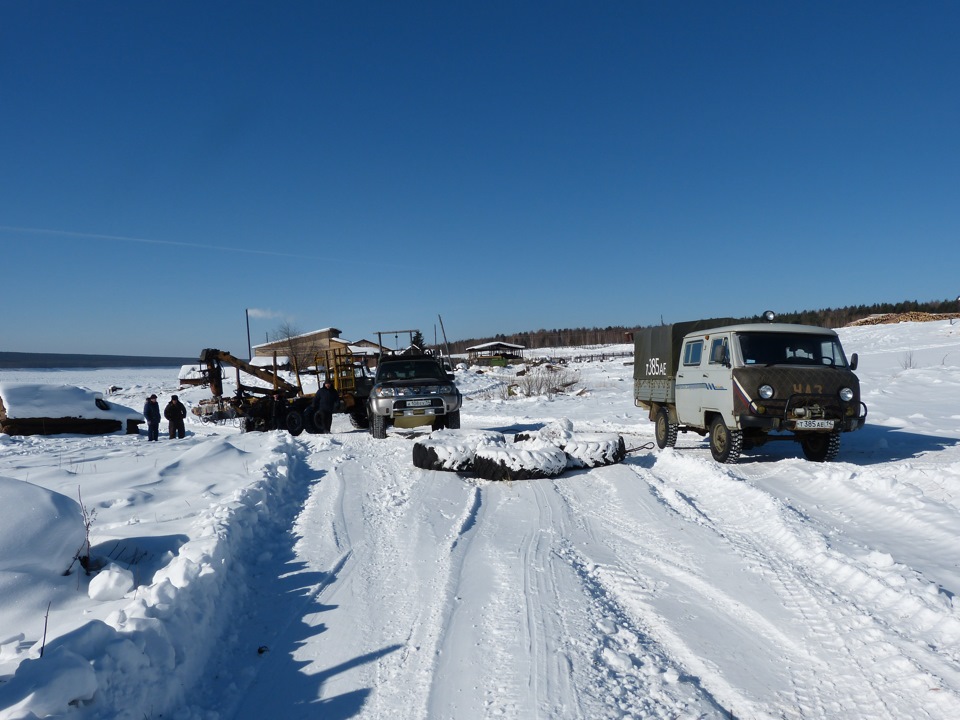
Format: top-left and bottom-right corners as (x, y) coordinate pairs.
(1, 320), (960, 719)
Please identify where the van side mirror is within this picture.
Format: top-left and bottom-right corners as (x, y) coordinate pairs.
(849, 353), (858, 371)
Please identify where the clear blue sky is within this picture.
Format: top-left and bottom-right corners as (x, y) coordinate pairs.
(2, 1), (957, 357)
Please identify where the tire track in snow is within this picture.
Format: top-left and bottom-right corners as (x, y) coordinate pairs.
(551, 466), (787, 718)
(647, 450), (960, 719)
(428, 478), (590, 719)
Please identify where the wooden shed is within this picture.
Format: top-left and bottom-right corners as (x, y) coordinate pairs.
(466, 341), (525, 366)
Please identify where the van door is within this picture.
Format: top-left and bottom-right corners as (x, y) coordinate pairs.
(700, 333), (735, 425)
(675, 337), (706, 428)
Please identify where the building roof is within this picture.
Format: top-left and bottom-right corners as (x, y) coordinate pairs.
(251, 327), (341, 350)
(466, 341), (526, 351)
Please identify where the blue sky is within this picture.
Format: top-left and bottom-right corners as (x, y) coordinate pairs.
(2, 1), (957, 357)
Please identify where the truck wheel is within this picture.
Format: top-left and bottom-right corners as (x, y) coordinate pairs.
(709, 416), (741, 464)
(655, 408), (678, 449)
(349, 411), (370, 429)
(445, 410), (461, 430)
(370, 413), (387, 439)
(800, 432), (841, 462)
(285, 410), (304, 437)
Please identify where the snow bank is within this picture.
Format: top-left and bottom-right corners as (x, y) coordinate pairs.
(0, 434), (303, 719)
(0, 477), (84, 577)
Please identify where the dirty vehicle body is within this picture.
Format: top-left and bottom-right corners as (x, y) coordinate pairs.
(633, 317), (867, 463)
(367, 355), (462, 439)
(193, 348), (373, 435)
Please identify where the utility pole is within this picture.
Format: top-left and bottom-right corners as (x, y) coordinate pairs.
(246, 309), (252, 361)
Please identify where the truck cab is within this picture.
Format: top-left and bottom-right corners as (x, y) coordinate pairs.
(634, 317), (867, 463)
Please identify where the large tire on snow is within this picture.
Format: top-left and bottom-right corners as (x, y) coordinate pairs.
(512, 420), (626, 469)
(302, 409), (319, 434)
(800, 432), (841, 462)
(370, 413), (388, 439)
(709, 416), (742, 464)
(445, 410), (461, 430)
(412, 430), (506, 472)
(560, 433), (627, 468)
(473, 442), (568, 481)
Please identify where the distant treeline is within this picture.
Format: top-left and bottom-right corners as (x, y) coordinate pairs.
(446, 298), (960, 353)
(0, 352), (195, 369)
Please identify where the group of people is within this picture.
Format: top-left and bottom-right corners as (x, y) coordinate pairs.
(142, 394), (187, 441)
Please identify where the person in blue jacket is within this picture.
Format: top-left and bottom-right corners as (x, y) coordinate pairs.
(143, 394), (161, 441)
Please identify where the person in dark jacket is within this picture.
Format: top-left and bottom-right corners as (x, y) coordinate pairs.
(271, 392), (287, 431)
(312, 379), (340, 433)
(164, 395), (187, 439)
(143, 394), (161, 441)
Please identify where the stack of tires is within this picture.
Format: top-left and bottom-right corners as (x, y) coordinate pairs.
(412, 420), (626, 481)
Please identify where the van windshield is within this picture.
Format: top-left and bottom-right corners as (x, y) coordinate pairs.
(737, 333), (849, 368)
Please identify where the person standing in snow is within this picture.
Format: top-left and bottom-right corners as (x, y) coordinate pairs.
(164, 395), (187, 439)
(312, 379), (339, 433)
(143, 394), (161, 441)
(271, 392), (287, 431)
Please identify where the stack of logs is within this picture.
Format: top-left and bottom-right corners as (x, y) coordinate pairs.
(847, 312), (960, 326)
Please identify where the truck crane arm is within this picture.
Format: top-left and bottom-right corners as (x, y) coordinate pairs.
(198, 348), (299, 398)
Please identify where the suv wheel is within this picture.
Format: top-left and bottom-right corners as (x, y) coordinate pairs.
(445, 410), (461, 430)
(370, 413), (387, 439)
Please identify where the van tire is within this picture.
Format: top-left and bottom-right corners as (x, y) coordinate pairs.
(655, 408), (678, 449)
(709, 416), (741, 464)
(800, 432), (840, 462)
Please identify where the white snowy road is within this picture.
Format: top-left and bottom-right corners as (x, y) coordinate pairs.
(190, 402), (960, 718)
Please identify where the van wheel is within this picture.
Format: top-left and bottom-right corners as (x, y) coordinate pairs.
(800, 432), (840, 462)
(445, 410), (461, 430)
(655, 408), (678, 448)
(709, 416), (741, 464)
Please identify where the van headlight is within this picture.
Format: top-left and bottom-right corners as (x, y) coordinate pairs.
(759, 384), (774, 399)
(839, 387), (854, 402)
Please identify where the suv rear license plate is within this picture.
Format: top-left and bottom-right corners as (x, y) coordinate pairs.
(406, 399), (431, 407)
(796, 419), (835, 429)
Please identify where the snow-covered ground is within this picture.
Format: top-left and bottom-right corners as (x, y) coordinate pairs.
(1, 320), (960, 719)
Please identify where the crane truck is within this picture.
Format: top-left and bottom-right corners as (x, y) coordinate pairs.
(191, 347), (373, 434)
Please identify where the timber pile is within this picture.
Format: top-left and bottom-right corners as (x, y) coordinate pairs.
(847, 312), (960, 326)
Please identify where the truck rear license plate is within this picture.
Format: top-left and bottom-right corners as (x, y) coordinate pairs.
(796, 419), (835, 429)
(406, 399), (431, 407)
